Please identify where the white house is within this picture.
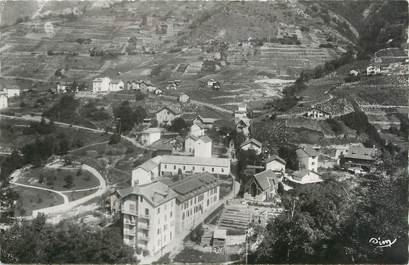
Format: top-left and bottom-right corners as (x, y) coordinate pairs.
(4, 88), (21, 98)
(140, 128), (162, 145)
(154, 89), (163, 95)
(234, 103), (248, 119)
(155, 107), (180, 126)
(305, 108), (331, 120)
(265, 155), (286, 172)
(159, 155), (230, 176)
(286, 169), (322, 185)
(349, 70), (359, 76)
(185, 135), (198, 153)
(179, 93), (190, 103)
(190, 123), (205, 137)
(296, 146), (319, 172)
(92, 77), (111, 93)
(366, 65), (381, 75)
(240, 138), (262, 155)
(236, 118), (251, 137)
(194, 135), (212, 158)
(109, 79), (125, 91)
(0, 92), (8, 110)
(131, 158), (161, 186)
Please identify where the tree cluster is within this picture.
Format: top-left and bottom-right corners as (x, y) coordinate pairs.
(0, 215), (136, 263)
(43, 95), (80, 124)
(113, 101), (146, 133)
(254, 176), (408, 264)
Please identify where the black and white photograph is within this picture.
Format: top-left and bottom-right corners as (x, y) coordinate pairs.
(0, 0), (408, 264)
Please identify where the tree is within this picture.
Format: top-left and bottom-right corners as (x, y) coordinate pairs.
(278, 145), (298, 171)
(168, 117), (188, 134)
(113, 101), (146, 133)
(63, 175), (73, 188)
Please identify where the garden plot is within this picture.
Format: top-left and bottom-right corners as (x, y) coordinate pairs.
(16, 167), (99, 191)
(13, 186), (64, 217)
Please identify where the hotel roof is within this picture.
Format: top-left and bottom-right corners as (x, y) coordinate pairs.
(161, 172), (219, 203)
(161, 155), (230, 167)
(116, 181), (177, 207)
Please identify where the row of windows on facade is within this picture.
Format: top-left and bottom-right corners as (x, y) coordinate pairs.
(182, 194), (218, 220)
(182, 187), (217, 210)
(163, 164), (224, 173)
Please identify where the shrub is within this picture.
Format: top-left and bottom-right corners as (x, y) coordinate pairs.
(109, 134), (121, 145)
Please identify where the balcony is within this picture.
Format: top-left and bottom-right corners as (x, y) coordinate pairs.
(138, 222), (150, 230)
(138, 214), (150, 220)
(138, 233), (149, 241)
(124, 227), (136, 235)
(124, 218), (136, 225)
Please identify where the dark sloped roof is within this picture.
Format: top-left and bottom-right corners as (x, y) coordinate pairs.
(254, 169), (280, 191)
(265, 155), (286, 165)
(164, 172), (219, 203)
(240, 138), (262, 148)
(296, 146), (318, 158)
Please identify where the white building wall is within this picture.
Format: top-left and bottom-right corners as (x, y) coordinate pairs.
(266, 160), (285, 172)
(141, 132), (161, 145)
(92, 77), (111, 93)
(299, 157), (318, 172)
(0, 95), (8, 109)
(185, 138), (196, 153)
(160, 163), (230, 176)
(194, 140), (212, 158)
(156, 109), (177, 126)
(190, 124), (204, 137)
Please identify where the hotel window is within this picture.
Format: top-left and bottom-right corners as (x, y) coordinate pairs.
(157, 207), (160, 214)
(174, 165), (176, 170)
(145, 208), (149, 216)
(192, 166), (195, 170)
(170, 211), (173, 217)
(140, 196), (144, 202)
(221, 168), (224, 173)
(164, 165), (167, 169)
(202, 167), (205, 171)
(207, 199), (209, 206)
(182, 212), (185, 220)
(212, 168), (214, 172)
(157, 228), (160, 235)
(183, 166), (186, 170)
(129, 203), (135, 212)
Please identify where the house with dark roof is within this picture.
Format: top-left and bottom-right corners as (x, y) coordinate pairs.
(235, 118), (251, 137)
(155, 106), (181, 126)
(296, 146), (319, 172)
(341, 145), (377, 171)
(244, 169), (283, 202)
(265, 155), (286, 172)
(194, 115), (217, 129)
(131, 156), (162, 186)
(240, 138), (262, 155)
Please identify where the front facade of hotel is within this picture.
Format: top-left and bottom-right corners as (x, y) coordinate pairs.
(118, 172), (221, 255)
